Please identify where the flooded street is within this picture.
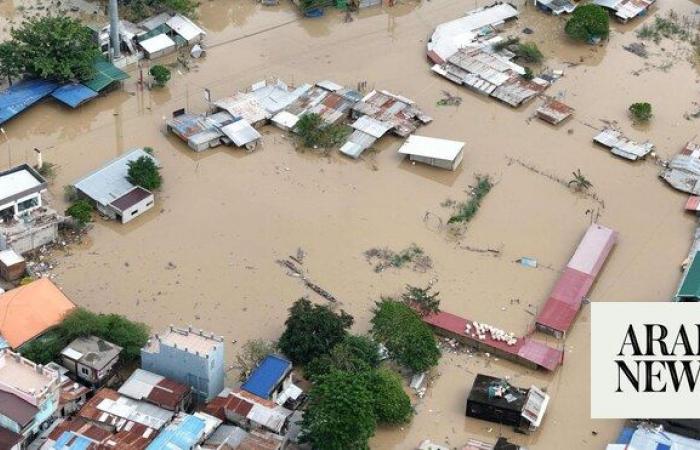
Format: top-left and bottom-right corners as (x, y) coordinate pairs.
(2, 0), (700, 448)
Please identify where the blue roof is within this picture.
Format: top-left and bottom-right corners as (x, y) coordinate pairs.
(146, 414), (205, 450)
(241, 354), (292, 399)
(0, 79), (59, 125)
(51, 84), (98, 108)
(54, 431), (94, 450)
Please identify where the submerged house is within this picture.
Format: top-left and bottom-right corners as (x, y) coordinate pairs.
(0, 164), (60, 254)
(534, 0), (577, 15)
(536, 98), (574, 125)
(397, 135), (465, 171)
(203, 388), (293, 436)
(594, 128), (654, 161)
(73, 149), (157, 224)
(60, 336), (122, 387)
(661, 142), (700, 195)
(167, 110), (261, 151)
(465, 374), (549, 434)
(340, 89), (432, 159)
(591, 0), (655, 22)
(272, 81), (362, 131)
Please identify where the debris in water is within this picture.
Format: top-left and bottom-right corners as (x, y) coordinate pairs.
(364, 244), (433, 273)
(623, 42), (648, 58)
(436, 91), (462, 107)
(517, 257), (538, 268)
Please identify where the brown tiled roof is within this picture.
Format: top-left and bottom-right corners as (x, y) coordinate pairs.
(109, 187), (152, 212)
(0, 427), (23, 449)
(146, 378), (190, 410)
(0, 390), (38, 427)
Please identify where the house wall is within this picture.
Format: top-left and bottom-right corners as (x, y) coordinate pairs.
(409, 151), (462, 171)
(142, 343), (225, 402)
(0, 219), (59, 255)
(116, 194), (155, 224)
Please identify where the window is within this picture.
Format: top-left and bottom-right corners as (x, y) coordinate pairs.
(131, 210), (138, 216)
(81, 367), (90, 376)
(146, 201), (153, 207)
(17, 196), (38, 212)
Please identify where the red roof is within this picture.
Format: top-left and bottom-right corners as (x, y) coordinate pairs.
(146, 378), (190, 411)
(423, 311), (562, 371)
(536, 224), (617, 335)
(686, 196), (700, 212)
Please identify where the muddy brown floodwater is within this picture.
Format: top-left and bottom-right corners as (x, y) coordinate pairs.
(2, 0), (700, 448)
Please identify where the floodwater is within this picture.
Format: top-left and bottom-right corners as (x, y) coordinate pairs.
(3, 0), (700, 448)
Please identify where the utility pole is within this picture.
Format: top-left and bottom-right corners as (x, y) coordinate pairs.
(108, 0), (121, 60)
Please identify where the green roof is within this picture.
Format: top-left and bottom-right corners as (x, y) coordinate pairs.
(677, 252), (700, 300)
(83, 59), (129, 92)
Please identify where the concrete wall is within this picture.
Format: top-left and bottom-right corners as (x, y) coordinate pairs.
(142, 342), (224, 402)
(409, 150), (463, 171)
(0, 220), (59, 255)
(118, 195), (154, 224)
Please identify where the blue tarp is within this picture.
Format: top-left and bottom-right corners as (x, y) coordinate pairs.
(0, 79), (59, 125)
(241, 354), (292, 399)
(146, 415), (205, 450)
(51, 84), (98, 108)
(54, 431), (93, 450)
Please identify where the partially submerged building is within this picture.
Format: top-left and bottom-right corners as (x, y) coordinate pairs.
(273, 81), (361, 130)
(59, 336), (122, 387)
(0, 164), (60, 255)
(141, 325), (225, 402)
(0, 350), (60, 445)
(167, 110), (261, 151)
(591, 0), (655, 23)
(0, 278), (76, 351)
(594, 128), (654, 161)
(203, 388), (293, 436)
(73, 149), (157, 224)
(536, 223), (618, 338)
(340, 89), (432, 159)
(465, 374), (549, 434)
(118, 368), (192, 412)
(534, 0), (577, 15)
(536, 98), (574, 125)
(661, 142), (700, 195)
(241, 354), (294, 403)
(397, 135), (465, 171)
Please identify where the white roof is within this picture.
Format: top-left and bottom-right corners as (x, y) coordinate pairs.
(275, 383), (303, 406)
(118, 368), (165, 401)
(521, 385), (550, 428)
(74, 149), (156, 207)
(0, 249), (23, 266)
(220, 120), (261, 147)
(61, 347), (84, 361)
(140, 33), (176, 54)
(271, 111), (299, 129)
(0, 169), (42, 201)
(350, 115), (392, 139)
(166, 14), (206, 41)
(316, 80), (343, 92)
(398, 135), (465, 161)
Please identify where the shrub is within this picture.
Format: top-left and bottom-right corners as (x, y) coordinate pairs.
(127, 155), (162, 190)
(448, 175), (493, 224)
(522, 67), (534, 81)
(513, 42), (544, 63)
(401, 284), (440, 316)
(629, 102), (653, 122)
(150, 65), (171, 87)
(295, 113), (351, 149)
(305, 335), (380, 380)
(66, 199), (93, 227)
(565, 4), (610, 42)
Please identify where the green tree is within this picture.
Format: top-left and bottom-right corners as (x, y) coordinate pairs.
(236, 339), (278, 380)
(150, 65), (171, 87)
(305, 335), (380, 380)
(11, 16), (99, 82)
(20, 331), (65, 364)
(513, 42), (544, 63)
(371, 299), (440, 373)
(278, 297), (353, 365)
(66, 199), (93, 227)
(368, 368), (413, 424)
(0, 42), (22, 85)
(100, 313), (150, 360)
(565, 4), (610, 42)
(629, 102), (652, 122)
(401, 284), (440, 317)
(568, 169), (593, 192)
(127, 155), (162, 190)
(294, 113), (350, 149)
(301, 371), (377, 450)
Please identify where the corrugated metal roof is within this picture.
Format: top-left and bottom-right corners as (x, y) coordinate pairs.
(51, 84), (99, 109)
(73, 149), (156, 207)
(0, 79), (58, 125)
(241, 354), (291, 400)
(84, 59), (129, 93)
(214, 92), (271, 125)
(166, 14), (206, 41)
(594, 128), (654, 161)
(146, 413), (206, 450)
(220, 120), (261, 147)
(397, 135), (465, 161)
(140, 33), (176, 54)
(350, 115), (392, 138)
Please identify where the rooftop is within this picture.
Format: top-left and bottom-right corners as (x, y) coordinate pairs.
(73, 149), (157, 208)
(241, 354), (292, 400)
(203, 388), (291, 434)
(49, 415), (155, 449)
(118, 368), (191, 411)
(397, 135), (465, 161)
(0, 427), (23, 449)
(143, 325), (223, 357)
(79, 388), (173, 431)
(468, 374), (527, 412)
(0, 389), (39, 427)
(0, 164), (47, 206)
(0, 349), (59, 403)
(0, 278), (76, 349)
(145, 413), (207, 450)
(61, 336), (122, 370)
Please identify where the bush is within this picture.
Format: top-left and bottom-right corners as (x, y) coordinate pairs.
(295, 113), (351, 149)
(401, 284), (440, 316)
(565, 4), (610, 42)
(371, 299), (440, 373)
(66, 199), (93, 227)
(513, 42), (544, 63)
(236, 339), (278, 380)
(127, 155), (162, 190)
(278, 298), (353, 365)
(150, 65), (171, 87)
(301, 371), (377, 450)
(629, 102), (653, 122)
(368, 368), (413, 424)
(522, 67), (534, 81)
(448, 175), (493, 224)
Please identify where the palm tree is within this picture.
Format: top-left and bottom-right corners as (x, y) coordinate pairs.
(568, 169), (593, 192)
